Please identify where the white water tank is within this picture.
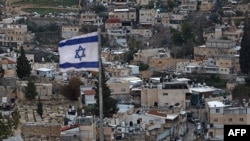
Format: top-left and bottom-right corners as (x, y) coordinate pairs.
(122, 121), (125, 127)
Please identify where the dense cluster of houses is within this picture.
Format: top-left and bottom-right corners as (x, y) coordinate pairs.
(0, 0), (249, 141)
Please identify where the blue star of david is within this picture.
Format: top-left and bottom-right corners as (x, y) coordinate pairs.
(75, 45), (85, 61)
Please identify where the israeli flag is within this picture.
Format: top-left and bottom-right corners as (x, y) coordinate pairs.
(58, 32), (99, 72)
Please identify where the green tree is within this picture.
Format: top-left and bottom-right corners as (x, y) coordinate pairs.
(138, 62), (149, 71)
(11, 108), (21, 130)
(94, 63), (118, 118)
(0, 108), (20, 139)
(234, 19), (241, 27)
(25, 79), (38, 100)
(16, 46), (32, 79)
(61, 77), (83, 101)
(0, 119), (12, 139)
(37, 97), (43, 119)
(0, 66), (4, 78)
(145, 1), (154, 9)
(167, 0), (175, 11)
(240, 17), (250, 74)
(232, 84), (250, 100)
(128, 36), (142, 51)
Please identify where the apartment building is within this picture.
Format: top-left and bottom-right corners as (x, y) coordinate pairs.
(79, 13), (100, 25)
(200, 0), (214, 11)
(61, 25), (79, 39)
(149, 58), (187, 71)
(0, 24), (28, 49)
(133, 48), (169, 64)
(105, 65), (131, 77)
(169, 14), (187, 29)
(236, 3), (250, 13)
(216, 56), (240, 75)
(206, 100), (250, 140)
(109, 8), (136, 22)
(155, 12), (171, 26)
(136, 0), (151, 6)
(141, 80), (190, 110)
(106, 78), (130, 95)
(194, 39), (237, 61)
(130, 28), (153, 38)
(139, 9), (156, 25)
(105, 18), (122, 30)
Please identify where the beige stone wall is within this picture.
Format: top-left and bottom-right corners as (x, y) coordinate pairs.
(194, 47), (229, 60)
(141, 88), (158, 106)
(208, 128), (223, 138)
(96, 127), (112, 141)
(105, 23), (122, 30)
(79, 124), (96, 140)
(149, 58), (188, 71)
(107, 82), (130, 95)
(210, 113), (248, 125)
(130, 28), (152, 37)
(158, 89), (187, 109)
(139, 70), (153, 79)
(4, 69), (16, 78)
(21, 124), (61, 137)
(113, 11), (136, 22)
(136, 0), (150, 6)
(200, 2), (213, 11)
(216, 58), (233, 68)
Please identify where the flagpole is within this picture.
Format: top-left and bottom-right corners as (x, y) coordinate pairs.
(98, 18), (104, 141)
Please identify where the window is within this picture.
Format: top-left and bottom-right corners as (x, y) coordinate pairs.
(121, 88), (126, 92)
(240, 118), (244, 122)
(163, 93), (168, 96)
(149, 120), (154, 124)
(214, 118), (218, 122)
(228, 118), (232, 122)
(216, 109), (220, 113)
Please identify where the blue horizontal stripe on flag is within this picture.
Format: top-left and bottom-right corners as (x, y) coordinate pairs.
(60, 62), (99, 69)
(58, 35), (98, 48)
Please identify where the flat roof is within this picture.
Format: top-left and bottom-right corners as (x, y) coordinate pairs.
(176, 78), (190, 82)
(114, 9), (129, 12)
(190, 87), (219, 93)
(36, 68), (53, 72)
(118, 104), (134, 113)
(207, 101), (225, 108)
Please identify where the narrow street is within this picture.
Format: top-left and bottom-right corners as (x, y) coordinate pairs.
(183, 122), (196, 141)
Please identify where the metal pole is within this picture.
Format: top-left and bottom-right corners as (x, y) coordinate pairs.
(98, 22), (104, 141)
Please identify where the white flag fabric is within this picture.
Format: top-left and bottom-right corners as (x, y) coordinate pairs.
(58, 32), (99, 72)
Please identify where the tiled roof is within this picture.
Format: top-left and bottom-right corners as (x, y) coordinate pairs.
(147, 110), (167, 118)
(105, 18), (121, 23)
(60, 124), (79, 131)
(8, 59), (15, 64)
(84, 89), (96, 95)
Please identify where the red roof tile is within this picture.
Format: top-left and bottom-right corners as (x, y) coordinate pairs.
(105, 18), (121, 23)
(60, 124), (79, 131)
(147, 110), (167, 118)
(84, 89), (96, 95)
(7, 59), (15, 64)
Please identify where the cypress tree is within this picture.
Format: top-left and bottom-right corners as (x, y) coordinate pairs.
(240, 17), (250, 75)
(37, 97), (43, 119)
(25, 79), (38, 100)
(16, 46), (32, 79)
(94, 63), (118, 118)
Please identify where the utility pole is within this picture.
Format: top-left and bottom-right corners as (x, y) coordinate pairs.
(97, 17), (104, 141)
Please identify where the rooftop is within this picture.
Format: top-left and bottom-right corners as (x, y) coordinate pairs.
(207, 101), (226, 108)
(83, 90), (96, 95)
(36, 68), (53, 72)
(106, 18), (121, 23)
